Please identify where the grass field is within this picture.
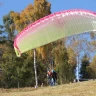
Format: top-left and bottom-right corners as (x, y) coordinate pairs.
(0, 80), (96, 96)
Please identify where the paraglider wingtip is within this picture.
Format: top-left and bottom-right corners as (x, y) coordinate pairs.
(14, 46), (21, 57)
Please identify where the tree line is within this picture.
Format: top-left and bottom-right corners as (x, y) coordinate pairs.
(0, 0), (96, 88)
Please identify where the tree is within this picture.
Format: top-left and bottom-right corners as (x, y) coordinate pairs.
(87, 55), (96, 79)
(0, 25), (6, 42)
(11, 4), (34, 31)
(67, 47), (77, 81)
(0, 45), (36, 88)
(11, 0), (51, 32)
(80, 54), (90, 79)
(0, 25), (4, 34)
(0, 0), (52, 88)
(33, 0), (51, 21)
(52, 39), (76, 84)
(67, 47), (76, 67)
(65, 33), (94, 81)
(3, 11), (15, 41)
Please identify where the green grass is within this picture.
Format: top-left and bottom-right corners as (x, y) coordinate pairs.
(0, 80), (96, 96)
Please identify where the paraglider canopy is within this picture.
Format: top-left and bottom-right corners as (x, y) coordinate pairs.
(14, 9), (96, 57)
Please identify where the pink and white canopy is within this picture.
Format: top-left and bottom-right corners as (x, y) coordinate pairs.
(14, 9), (96, 57)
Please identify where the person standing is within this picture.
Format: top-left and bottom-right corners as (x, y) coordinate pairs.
(51, 69), (57, 85)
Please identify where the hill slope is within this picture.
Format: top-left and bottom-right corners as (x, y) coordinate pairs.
(0, 80), (96, 96)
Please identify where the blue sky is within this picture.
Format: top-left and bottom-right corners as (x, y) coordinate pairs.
(0, 0), (96, 24)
